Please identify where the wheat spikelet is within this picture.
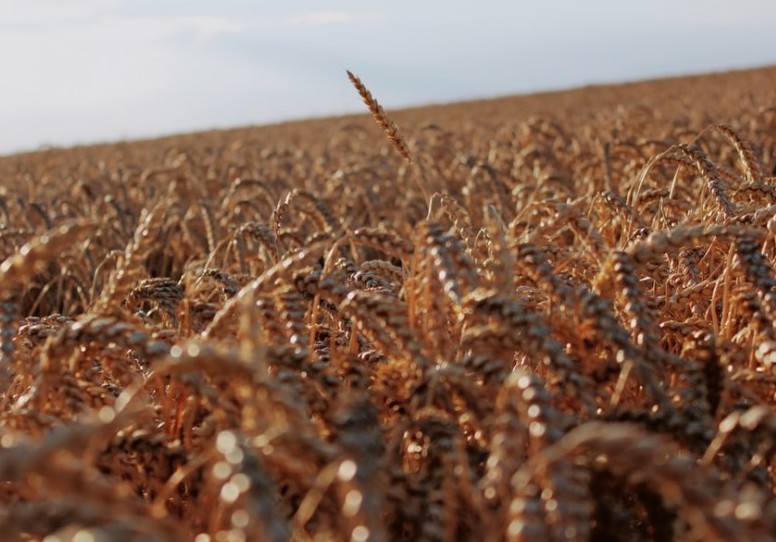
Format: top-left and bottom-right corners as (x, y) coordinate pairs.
(680, 330), (724, 420)
(463, 291), (597, 414)
(96, 204), (167, 312)
(481, 204), (515, 293)
(352, 227), (414, 262)
(625, 223), (760, 265)
(703, 405), (776, 483)
(203, 242), (327, 338)
(0, 298), (18, 391)
(221, 178), (279, 217)
(198, 201), (218, 254)
(358, 260), (403, 288)
(433, 192), (478, 256)
(184, 267), (240, 300)
(340, 289), (429, 370)
(514, 422), (770, 542)
(714, 124), (763, 183)
(419, 220), (478, 312)
(124, 277), (184, 326)
(0, 221), (95, 292)
(346, 70), (412, 163)
(734, 234), (776, 316)
(481, 371), (530, 519)
(292, 189), (342, 235)
(40, 313), (170, 372)
(203, 431), (291, 542)
(329, 393), (388, 542)
(677, 143), (737, 220)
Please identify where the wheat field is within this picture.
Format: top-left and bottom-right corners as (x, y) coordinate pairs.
(1, 66), (776, 541)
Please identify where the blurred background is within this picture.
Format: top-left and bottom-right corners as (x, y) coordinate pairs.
(2, 0), (774, 155)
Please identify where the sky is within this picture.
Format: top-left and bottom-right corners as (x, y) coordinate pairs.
(1, 0), (775, 155)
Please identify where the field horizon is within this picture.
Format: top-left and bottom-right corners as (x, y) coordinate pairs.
(5, 63), (775, 159)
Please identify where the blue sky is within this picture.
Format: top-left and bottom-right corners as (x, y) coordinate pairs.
(1, 0), (774, 155)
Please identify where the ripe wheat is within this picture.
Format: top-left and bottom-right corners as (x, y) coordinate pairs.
(0, 66), (775, 540)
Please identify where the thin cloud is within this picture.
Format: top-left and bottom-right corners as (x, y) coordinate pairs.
(2, 0), (126, 25)
(283, 10), (388, 28)
(99, 15), (251, 43)
(1, 1), (772, 155)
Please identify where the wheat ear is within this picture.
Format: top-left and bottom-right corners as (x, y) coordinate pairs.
(346, 70), (412, 162)
(346, 70), (431, 201)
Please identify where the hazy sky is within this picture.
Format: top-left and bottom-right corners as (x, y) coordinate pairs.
(2, 0), (775, 155)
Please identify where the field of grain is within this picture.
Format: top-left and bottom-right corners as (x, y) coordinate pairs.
(1, 66), (776, 541)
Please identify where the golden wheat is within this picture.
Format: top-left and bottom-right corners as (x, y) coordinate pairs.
(0, 66), (775, 540)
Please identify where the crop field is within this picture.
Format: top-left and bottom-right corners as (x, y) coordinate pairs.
(2, 66), (776, 541)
